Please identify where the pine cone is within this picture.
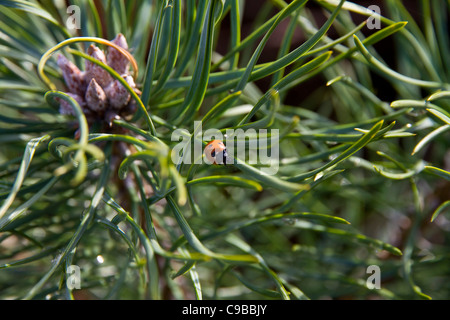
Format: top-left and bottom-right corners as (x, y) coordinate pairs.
(57, 34), (138, 124)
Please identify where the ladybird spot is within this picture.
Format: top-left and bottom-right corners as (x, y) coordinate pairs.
(222, 151), (228, 165)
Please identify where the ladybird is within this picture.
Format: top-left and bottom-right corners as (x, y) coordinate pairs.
(204, 140), (228, 165)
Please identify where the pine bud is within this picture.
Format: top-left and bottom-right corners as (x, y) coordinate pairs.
(104, 79), (129, 110)
(57, 54), (85, 96)
(85, 45), (112, 88)
(85, 78), (107, 112)
(107, 33), (130, 75)
(58, 93), (85, 116)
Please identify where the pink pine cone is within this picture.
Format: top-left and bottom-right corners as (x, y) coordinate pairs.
(57, 34), (139, 123)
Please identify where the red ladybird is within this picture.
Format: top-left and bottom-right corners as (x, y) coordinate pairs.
(204, 140), (228, 165)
